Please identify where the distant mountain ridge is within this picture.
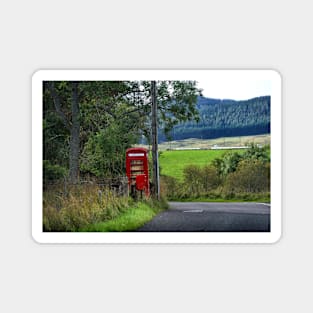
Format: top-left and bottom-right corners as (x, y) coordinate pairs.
(159, 95), (270, 142)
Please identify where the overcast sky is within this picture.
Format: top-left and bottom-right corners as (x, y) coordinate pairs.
(196, 75), (271, 100)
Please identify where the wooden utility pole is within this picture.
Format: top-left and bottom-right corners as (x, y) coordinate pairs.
(151, 81), (160, 200)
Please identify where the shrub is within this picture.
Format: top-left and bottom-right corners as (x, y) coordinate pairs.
(182, 165), (204, 197)
(160, 175), (180, 199)
(224, 159), (270, 194)
(200, 165), (221, 191)
(179, 164), (221, 198)
(212, 151), (242, 177)
(243, 143), (270, 163)
(160, 164), (222, 200)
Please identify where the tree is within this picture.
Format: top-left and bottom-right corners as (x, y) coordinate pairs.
(80, 107), (143, 178)
(45, 81), (130, 183)
(46, 81), (81, 183)
(122, 81), (201, 138)
(43, 80), (201, 185)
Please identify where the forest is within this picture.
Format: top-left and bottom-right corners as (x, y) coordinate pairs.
(158, 96), (270, 141)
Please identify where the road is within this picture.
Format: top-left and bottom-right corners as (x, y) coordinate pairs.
(138, 202), (270, 232)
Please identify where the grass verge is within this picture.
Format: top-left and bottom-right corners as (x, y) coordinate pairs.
(168, 192), (270, 203)
(169, 197), (270, 203)
(80, 199), (168, 232)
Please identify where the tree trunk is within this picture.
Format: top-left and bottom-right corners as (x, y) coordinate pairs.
(69, 82), (80, 184)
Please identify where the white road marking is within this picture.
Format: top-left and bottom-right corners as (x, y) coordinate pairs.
(183, 209), (204, 213)
(258, 203), (271, 207)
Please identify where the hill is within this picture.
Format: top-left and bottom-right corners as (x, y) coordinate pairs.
(159, 95), (270, 142)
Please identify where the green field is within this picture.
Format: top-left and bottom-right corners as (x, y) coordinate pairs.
(159, 149), (244, 181)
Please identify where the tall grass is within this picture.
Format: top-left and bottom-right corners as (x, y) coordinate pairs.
(43, 184), (131, 231)
(43, 184), (169, 232)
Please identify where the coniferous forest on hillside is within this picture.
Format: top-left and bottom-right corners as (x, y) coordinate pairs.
(159, 96), (270, 142)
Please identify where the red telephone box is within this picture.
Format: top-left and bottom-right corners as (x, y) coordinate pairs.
(126, 147), (150, 197)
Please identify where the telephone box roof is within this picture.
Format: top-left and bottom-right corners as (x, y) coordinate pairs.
(126, 147), (148, 153)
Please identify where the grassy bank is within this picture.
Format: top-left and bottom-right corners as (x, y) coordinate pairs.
(168, 192), (270, 203)
(43, 184), (168, 232)
(80, 200), (167, 232)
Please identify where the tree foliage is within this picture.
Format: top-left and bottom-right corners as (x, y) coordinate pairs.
(44, 81), (132, 182)
(43, 80), (201, 182)
(80, 121), (140, 178)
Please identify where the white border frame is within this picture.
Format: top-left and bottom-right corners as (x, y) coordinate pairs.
(32, 69), (282, 244)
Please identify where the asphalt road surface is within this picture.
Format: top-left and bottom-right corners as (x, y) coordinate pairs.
(138, 202), (270, 232)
